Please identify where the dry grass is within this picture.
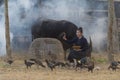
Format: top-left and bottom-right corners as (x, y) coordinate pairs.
(0, 53), (120, 80)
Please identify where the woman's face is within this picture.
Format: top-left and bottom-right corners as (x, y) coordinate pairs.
(76, 30), (82, 38)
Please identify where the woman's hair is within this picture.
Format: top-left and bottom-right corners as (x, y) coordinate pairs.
(77, 27), (83, 33)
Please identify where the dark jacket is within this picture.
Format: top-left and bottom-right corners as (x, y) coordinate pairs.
(65, 36), (88, 51)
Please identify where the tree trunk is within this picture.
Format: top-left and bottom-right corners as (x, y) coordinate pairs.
(4, 0), (12, 59)
(107, 0), (117, 62)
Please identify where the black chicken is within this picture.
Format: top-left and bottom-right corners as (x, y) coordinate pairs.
(6, 60), (13, 65)
(118, 61), (120, 64)
(108, 61), (120, 71)
(65, 62), (71, 67)
(86, 61), (94, 73)
(45, 59), (56, 71)
(51, 60), (66, 68)
(75, 60), (83, 70)
(24, 60), (35, 69)
(75, 59), (94, 73)
(29, 59), (46, 68)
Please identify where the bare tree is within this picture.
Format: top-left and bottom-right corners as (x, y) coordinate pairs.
(107, 0), (117, 62)
(4, 0), (12, 59)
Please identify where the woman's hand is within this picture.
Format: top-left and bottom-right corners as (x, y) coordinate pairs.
(63, 33), (67, 40)
(76, 49), (82, 51)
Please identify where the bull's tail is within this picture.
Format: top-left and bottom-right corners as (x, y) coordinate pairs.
(87, 37), (92, 57)
(89, 36), (92, 52)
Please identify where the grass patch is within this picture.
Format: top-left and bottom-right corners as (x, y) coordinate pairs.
(95, 58), (107, 63)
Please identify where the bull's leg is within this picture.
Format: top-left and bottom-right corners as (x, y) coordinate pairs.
(64, 51), (67, 61)
(32, 35), (34, 41)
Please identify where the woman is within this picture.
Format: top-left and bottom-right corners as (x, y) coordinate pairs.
(63, 27), (88, 62)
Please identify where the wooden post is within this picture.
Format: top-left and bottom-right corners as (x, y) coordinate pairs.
(4, 0), (12, 59)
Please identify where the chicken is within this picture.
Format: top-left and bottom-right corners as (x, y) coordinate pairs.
(24, 60), (35, 69)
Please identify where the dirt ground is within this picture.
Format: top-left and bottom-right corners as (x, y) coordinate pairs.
(0, 53), (120, 80)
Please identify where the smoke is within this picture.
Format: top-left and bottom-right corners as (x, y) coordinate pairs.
(0, 0), (108, 55)
(91, 18), (108, 52)
(0, 15), (13, 55)
(38, 0), (108, 52)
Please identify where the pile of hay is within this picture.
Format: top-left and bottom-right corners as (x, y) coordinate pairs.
(28, 38), (64, 61)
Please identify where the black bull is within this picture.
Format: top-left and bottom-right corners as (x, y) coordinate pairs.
(31, 20), (92, 58)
